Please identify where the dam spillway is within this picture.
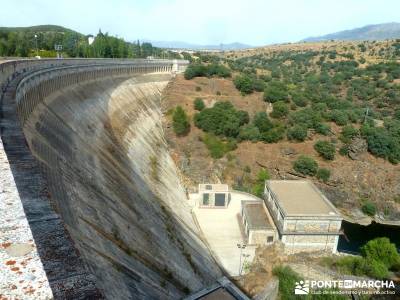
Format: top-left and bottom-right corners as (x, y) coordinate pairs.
(0, 59), (221, 299)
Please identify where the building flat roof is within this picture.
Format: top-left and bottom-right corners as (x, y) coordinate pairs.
(242, 202), (273, 229)
(267, 180), (340, 217)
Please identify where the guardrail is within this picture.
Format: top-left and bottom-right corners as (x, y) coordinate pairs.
(0, 58), (188, 95)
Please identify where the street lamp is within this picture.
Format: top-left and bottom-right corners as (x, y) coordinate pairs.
(34, 34), (38, 57)
(237, 243), (246, 275)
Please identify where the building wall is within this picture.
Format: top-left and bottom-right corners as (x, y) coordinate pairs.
(282, 235), (339, 254)
(198, 192), (230, 208)
(248, 229), (276, 245)
(263, 184), (341, 254)
(283, 219), (341, 233)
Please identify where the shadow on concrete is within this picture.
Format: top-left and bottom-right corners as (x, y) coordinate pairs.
(0, 75), (102, 299)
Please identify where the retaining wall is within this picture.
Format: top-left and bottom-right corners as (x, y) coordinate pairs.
(1, 58), (222, 299)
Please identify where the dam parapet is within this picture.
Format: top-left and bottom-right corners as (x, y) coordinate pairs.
(0, 58), (188, 95)
(0, 58), (224, 300)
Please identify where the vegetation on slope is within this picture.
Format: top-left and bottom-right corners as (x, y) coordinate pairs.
(164, 40), (400, 219)
(322, 237), (400, 279)
(182, 40), (400, 165)
(273, 265), (346, 300)
(172, 106), (190, 136)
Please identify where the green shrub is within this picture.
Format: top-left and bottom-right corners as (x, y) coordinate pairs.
(270, 101), (289, 118)
(289, 108), (322, 128)
(253, 112), (273, 132)
(201, 133), (237, 159)
(238, 124), (261, 141)
(339, 145), (349, 156)
(314, 122), (331, 135)
(194, 98), (205, 111)
(361, 201), (376, 216)
(233, 74), (254, 94)
(293, 155), (318, 176)
(361, 126), (400, 164)
(172, 106), (190, 136)
(184, 64), (205, 80)
(316, 168), (331, 183)
(184, 63), (231, 79)
(361, 237), (400, 269)
(260, 127), (285, 143)
(195, 86), (201, 91)
(263, 80), (289, 103)
(291, 93), (308, 107)
(365, 260), (389, 279)
(287, 125), (308, 142)
(233, 74), (265, 94)
(272, 266), (301, 300)
(330, 110), (348, 126)
(335, 256), (367, 276)
(314, 141), (336, 160)
(395, 109), (400, 120)
(273, 265), (346, 299)
(194, 101), (249, 138)
(340, 125), (359, 144)
(325, 238), (400, 280)
(257, 169), (270, 181)
(252, 169), (270, 197)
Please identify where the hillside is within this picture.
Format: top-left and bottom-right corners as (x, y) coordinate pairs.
(0, 24), (83, 35)
(0, 24), (167, 59)
(303, 22), (400, 42)
(162, 40), (400, 223)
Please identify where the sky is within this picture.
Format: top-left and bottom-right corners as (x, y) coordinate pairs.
(1, 0), (400, 46)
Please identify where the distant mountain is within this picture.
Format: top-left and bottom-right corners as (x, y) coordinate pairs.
(302, 22), (400, 42)
(143, 40), (252, 50)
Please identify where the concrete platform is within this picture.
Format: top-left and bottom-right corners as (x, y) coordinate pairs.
(192, 191), (261, 276)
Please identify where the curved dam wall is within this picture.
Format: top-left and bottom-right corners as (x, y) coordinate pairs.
(1, 60), (221, 299)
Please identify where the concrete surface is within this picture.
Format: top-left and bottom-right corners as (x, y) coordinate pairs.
(0, 137), (53, 300)
(192, 191), (263, 276)
(1, 59), (222, 299)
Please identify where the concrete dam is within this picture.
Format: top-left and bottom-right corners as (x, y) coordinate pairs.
(0, 59), (222, 299)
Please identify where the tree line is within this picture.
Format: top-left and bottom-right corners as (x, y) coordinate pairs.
(0, 25), (176, 59)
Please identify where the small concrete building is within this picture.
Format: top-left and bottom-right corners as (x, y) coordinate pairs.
(198, 184), (231, 208)
(263, 180), (342, 254)
(241, 200), (277, 245)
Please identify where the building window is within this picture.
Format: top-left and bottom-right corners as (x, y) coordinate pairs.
(205, 185), (212, 190)
(267, 236), (274, 243)
(203, 193), (210, 205)
(215, 193), (226, 206)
